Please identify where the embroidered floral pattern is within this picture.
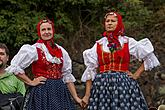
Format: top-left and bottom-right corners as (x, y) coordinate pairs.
(39, 51), (62, 79)
(107, 42), (117, 52)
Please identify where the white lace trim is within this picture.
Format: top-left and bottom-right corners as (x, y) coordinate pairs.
(34, 43), (62, 64)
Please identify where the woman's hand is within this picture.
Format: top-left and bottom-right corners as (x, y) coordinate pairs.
(74, 96), (83, 107)
(30, 76), (47, 86)
(16, 73), (47, 86)
(127, 63), (145, 80)
(81, 95), (90, 109)
(127, 71), (140, 80)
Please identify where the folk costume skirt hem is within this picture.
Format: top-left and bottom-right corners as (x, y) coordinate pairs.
(23, 78), (75, 110)
(87, 71), (148, 110)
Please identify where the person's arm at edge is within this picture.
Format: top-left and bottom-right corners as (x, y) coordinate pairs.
(16, 73), (47, 86)
(127, 62), (145, 79)
(16, 78), (26, 96)
(82, 79), (92, 108)
(66, 82), (82, 105)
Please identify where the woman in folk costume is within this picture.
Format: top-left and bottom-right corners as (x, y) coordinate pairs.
(81, 11), (160, 110)
(6, 19), (81, 110)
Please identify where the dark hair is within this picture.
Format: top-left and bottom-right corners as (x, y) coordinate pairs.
(0, 43), (9, 55)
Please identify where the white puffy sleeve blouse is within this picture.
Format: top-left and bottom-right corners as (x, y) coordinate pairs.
(81, 36), (160, 82)
(6, 43), (76, 83)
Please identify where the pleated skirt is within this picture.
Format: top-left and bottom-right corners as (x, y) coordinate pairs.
(23, 78), (75, 110)
(87, 71), (148, 110)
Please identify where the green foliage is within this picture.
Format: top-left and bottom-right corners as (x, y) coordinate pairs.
(0, 0), (163, 48)
(54, 34), (65, 46)
(118, 0), (153, 38)
(123, 0), (152, 25)
(54, 11), (74, 33)
(65, 0), (86, 5)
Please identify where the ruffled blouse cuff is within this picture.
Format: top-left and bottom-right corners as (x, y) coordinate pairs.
(135, 38), (154, 60)
(62, 73), (76, 83)
(81, 67), (96, 82)
(143, 53), (160, 70)
(5, 65), (25, 75)
(5, 44), (38, 75)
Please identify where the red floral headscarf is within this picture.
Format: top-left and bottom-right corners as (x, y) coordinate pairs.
(36, 19), (60, 57)
(36, 19), (55, 38)
(103, 12), (125, 48)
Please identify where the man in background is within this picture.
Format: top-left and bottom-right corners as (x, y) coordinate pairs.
(0, 43), (26, 110)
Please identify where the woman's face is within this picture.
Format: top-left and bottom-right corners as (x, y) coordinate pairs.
(40, 22), (53, 40)
(104, 14), (118, 32)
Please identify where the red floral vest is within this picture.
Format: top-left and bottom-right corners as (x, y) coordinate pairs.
(97, 42), (130, 73)
(32, 48), (63, 79)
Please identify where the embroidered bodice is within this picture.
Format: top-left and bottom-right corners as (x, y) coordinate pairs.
(81, 36), (160, 82)
(32, 48), (63, 79)
(97, 42), (130, 73)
